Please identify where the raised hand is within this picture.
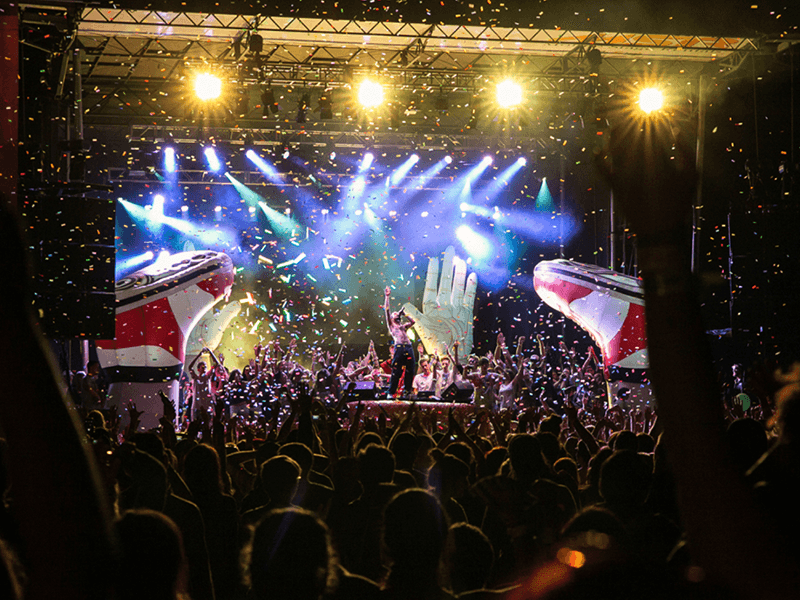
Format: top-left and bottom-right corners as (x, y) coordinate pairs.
(158, 389), (177, 422)
(402, 245), (478, 355)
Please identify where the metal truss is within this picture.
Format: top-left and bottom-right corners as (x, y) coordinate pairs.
(18, 7), (763, 152)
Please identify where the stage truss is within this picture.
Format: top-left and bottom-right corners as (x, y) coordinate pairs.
(21, 6), (765, 162)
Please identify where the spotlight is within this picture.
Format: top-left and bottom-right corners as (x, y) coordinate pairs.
(164, 147), (177, 173)
(444, 155), (453, 164)
(249, 32), (263, 54)
(496, 79), (523, 108)
(296, 92), (310, 123)
(180, 205), (189, 213)
(638, 88), (664, 114)
(318, 92), (333, 119)
(358, 79), (384, 108)
(195, 73), (222, 101)
(359, 152), (374, 172)
(481, 155), (494, 165)
(204, 147), (222, 172)
(516, 157), (527, 166)
(586, 48), (603, 74)
(261, 87), (278, 116)
(152, 194), (165, 216)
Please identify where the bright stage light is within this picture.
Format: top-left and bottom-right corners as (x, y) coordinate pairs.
(496, 79), (523, 108)
(444, 155), (453, 164)
(180, 205), (189, 213)
(456, 225), (492, 261)
(116, 250), (155, 276)
(358, 79), (384, 108)
(481, 155), (494, 165)
(516, 157), (527, 166)
(390, 153), (420, 185)
(359, 152), (374, 172)
(246, 149), (282, 182)
(164, 147), (177, 173)
(195, 73), (222, 101)
(638, 88), (664, 114)
(152, 194), (165, 217)
(204, 147), (222, 172)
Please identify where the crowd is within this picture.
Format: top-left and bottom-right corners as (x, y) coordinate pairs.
(2, 112), (799, 600)
(99, 331), (611, 427)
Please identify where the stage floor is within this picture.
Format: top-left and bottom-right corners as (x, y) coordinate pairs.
(347, 399), (475, 423)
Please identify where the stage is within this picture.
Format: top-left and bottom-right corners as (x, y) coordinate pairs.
(347, 399), (476, 424)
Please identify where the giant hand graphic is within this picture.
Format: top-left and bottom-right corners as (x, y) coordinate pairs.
(185, 300), (242, 365)
(402, 246), (478, 356)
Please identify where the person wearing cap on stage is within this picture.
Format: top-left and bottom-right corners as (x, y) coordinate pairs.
(384, 286), (416, 398)
(413, 356), (438, 396)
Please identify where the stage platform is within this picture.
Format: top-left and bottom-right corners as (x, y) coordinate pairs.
(347, 399), (476, 423)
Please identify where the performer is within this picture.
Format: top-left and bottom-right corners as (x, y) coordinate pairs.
(385, 286), (416, 397)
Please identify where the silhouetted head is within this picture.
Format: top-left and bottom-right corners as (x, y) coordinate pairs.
(245, 507), (335, 600)
(116, 509), (187, 600)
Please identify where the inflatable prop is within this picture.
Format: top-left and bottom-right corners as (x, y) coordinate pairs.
(533, 259), (653, 405)
(403, 246), (478, 356)
(96, 251), (234, 429)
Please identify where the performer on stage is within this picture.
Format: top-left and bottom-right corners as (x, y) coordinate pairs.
(385, 286), (416, 397)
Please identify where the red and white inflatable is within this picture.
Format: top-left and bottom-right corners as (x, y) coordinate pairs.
(533, 259), (652, 405)
(96, 251), (234, 429)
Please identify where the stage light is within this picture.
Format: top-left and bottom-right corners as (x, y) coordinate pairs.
(318, 92), (333, 119)
(261, 87), (278, 116)
(204, 147), (222, 172)
(195, 73), (222, 101)
(516, 157), (527, 166)
(359, 152), (374, 172)
(116, 250), (155, 277)
(246, 149), (282, 182)
(152, 194), (165, 217)
(180, 205), (189, 213)
(638, 88), (664, 114)
(390, 153), (420, 185)
(296, 92), (310, 123)
(321, 208), (329, 215)
(358, 79), (384, 108)
(481, 155), (494, 165)
(496, 79), (523, 108)
(444, 155), (453, 164)
(282, 147), (290, 160)
(164, 147), (177, 173)
(456, 225), (492, 261)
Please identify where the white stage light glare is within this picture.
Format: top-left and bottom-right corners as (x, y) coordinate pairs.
(638, 88), (664, 114)
(358, 79), (384, 108)
(496, 79), (523, 108)
(444, 155), (453, 164)
(195, 73), (222, 101)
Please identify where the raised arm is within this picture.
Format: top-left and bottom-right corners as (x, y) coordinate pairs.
(384, 286), (393, 331)
(601, 110), (797, 598)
